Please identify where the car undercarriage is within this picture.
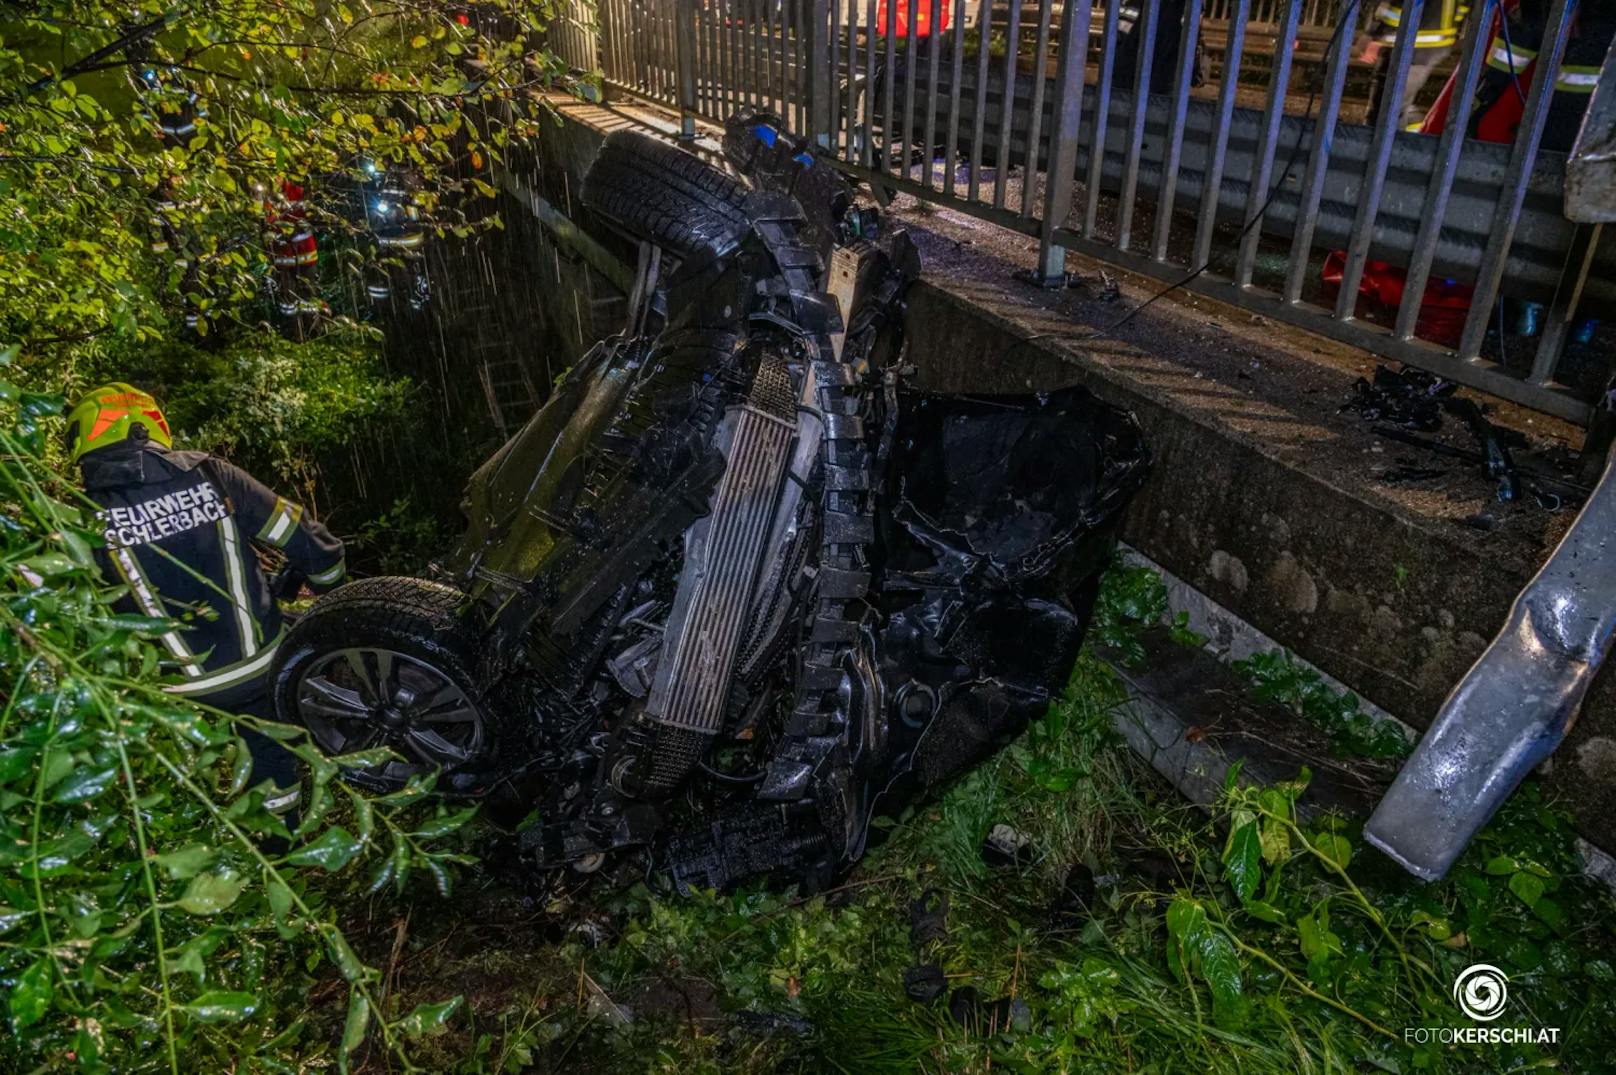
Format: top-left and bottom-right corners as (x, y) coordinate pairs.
(271, 114), (1150, 892)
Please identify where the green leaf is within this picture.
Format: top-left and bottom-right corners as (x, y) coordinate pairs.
(9, 958), (53, 1028)
(1509, 870), (1546, 909)
(410, 807), (476, 839)
(398, 996), (462, 1037)
(1243, 900), (1286, 924)
(1258, 820), (1290, 865)
(1197, 931), (1243, 1010)
(183, 991), (260, 1023)
(1311, 832), (1352, 871)
(340, 991), (370, 1070)
(179, 869), (246, 915)
(1485, 854), (1519, 875)
(155, 844), (214, 880)
(1222, 821), (1262, 902)
(283, 826), (363, 872)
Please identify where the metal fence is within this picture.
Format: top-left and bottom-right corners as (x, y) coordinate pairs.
(550, 0), (1613, 425)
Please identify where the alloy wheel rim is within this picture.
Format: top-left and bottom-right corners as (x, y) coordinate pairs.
(296, 647), (483, 781)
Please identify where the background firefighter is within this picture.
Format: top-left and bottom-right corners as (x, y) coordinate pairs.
(1362, 0), (1467, 129)
(65, 383), (348, 829)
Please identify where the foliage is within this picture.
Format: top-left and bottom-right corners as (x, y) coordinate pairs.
(1, 0), (562, 350)
(1092, 558), (1203, 663)
(70, 324), (415, 503)
(349, 493), (454, 575)
(0, 366), (478, 1070)
(1233, 648), (1412, 759)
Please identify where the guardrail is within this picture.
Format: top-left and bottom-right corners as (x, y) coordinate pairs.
(550, 0), (1613, 425)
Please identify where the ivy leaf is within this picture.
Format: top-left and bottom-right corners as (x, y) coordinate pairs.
(183, 991), (260, 1023)
(284, 826), (363, 872)
(179, 869), (246, 915)
(1222, 820), (1262, 902)
(9, 958), (53, 1028)
(398, 996), (462, 1037)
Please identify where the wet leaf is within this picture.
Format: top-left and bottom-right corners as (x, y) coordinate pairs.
(283, 826), (363, 872)
(183, 991), (260, 1023)
(340, 991), (370, 1069)
(1311, 833), (1352, 871)
(1222, 820), (1261, 902)
(179, 869), (246, 915)
(9, 958), (53, 1028)
(398, 995), (461, 1037)
(1509, 870), (1546, 909)
(155, 843), (214, 880)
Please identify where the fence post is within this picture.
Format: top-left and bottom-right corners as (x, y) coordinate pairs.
(807, 0), (835, 148)
(1034, 0), (1093, 285)
(675, 0), (698, 138)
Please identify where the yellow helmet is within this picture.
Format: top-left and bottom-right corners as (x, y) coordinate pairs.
(65, 383), (173, 463)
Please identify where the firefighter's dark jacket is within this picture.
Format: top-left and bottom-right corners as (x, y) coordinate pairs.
(80, 441), (346, 706)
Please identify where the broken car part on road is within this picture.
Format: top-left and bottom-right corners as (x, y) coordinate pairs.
(271, 115), (1149, 893)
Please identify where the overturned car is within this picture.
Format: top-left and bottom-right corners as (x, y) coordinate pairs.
(270, 116), (1150, 891)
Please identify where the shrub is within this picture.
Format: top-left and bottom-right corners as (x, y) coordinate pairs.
(0, 361), (472, 1072)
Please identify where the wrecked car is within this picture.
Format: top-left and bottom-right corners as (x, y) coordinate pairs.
(269, 115), (1150, 891)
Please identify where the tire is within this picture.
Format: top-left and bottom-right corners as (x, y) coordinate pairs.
(270, 576), (495, 792)
(581, 130), (751, 261)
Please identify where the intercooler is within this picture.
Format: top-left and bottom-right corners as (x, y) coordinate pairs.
(639, 351), (798, 791)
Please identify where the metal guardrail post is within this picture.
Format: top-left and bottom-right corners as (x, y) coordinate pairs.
(1034, 0), (1095, 284)
(675, 0), (698, 138)
(808, 0), (835, 149)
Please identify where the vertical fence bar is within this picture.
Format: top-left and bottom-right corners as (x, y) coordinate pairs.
(1456, 0), (1575, 361)
(882, 3), (897, 173)
(1036, 0), (1095, 281)
(677, 0), (698, 135)
(1081, 0), (1122, 238)
(943, 0), (968, 196)
(862, 0), (878, 168)
(901, 5), (919, 180)
(1019, 0), (1055, 218)
(992, 0), (1021, 209)
(765, 0), (779, 114)
(921, 3), (943, 188)
(1332, 0), (1426, 316)
(1191, 0), (1246, 267)
(1114, 0), (1161, 250)
(753, 0), (766, 107)
(1233, 0), (1303, 288)
(795, 0), (809, 133)
(1149, 0), (1204, 259)
(827, 0), (841, 139)
(810, 0), (835, 146)
(1279, 0), (1357, 301)
(967, 0), (992, 201)
(1394, 0), (1492, 338)
(848, 0), (861, 161)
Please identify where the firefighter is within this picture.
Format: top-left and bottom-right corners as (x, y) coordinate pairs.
(265, 179), (325, 337)
(1363, 0), (1467, 129)
(65, 384), (349, 826)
